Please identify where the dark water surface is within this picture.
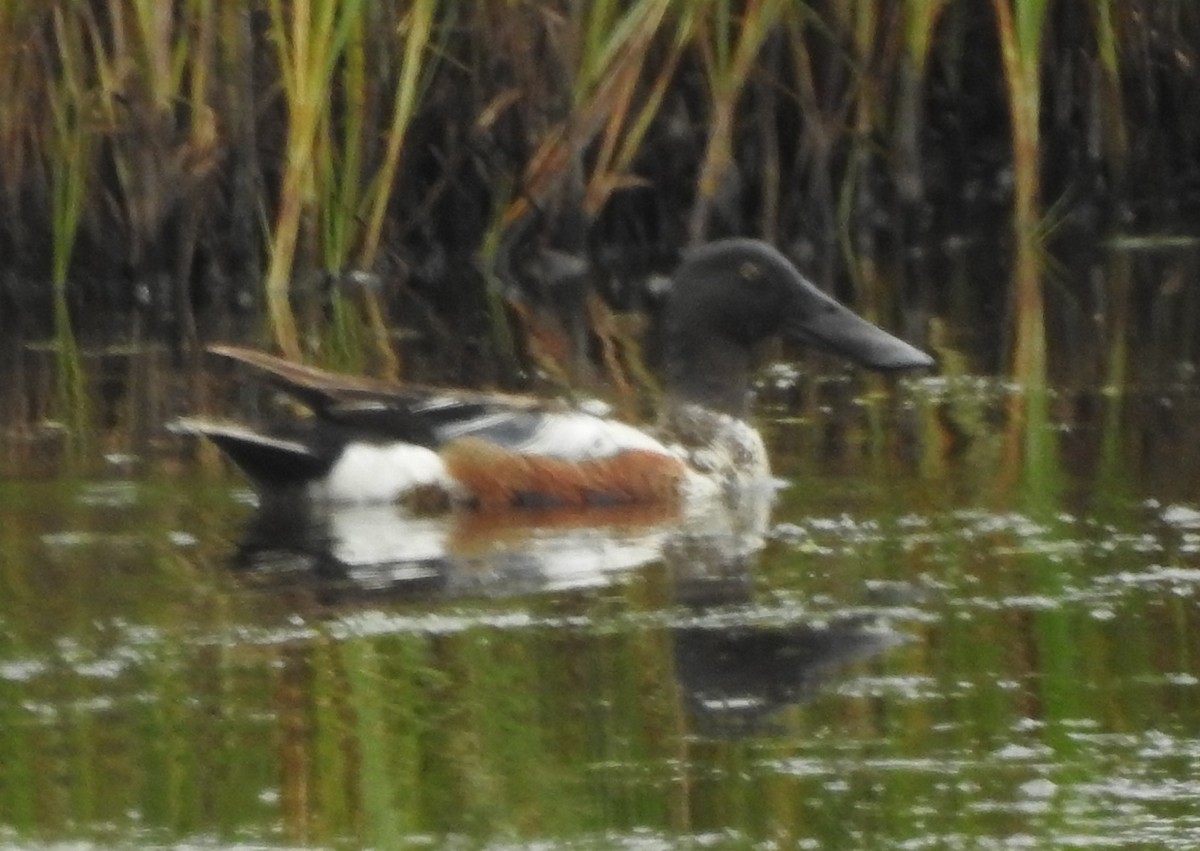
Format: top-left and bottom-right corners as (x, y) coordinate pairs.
(4, 240), (1200, 849)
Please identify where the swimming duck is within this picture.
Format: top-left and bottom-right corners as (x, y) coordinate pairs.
(176, 239), (933, 509)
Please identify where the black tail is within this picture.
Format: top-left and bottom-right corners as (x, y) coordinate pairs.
(173, 418), (331, 487)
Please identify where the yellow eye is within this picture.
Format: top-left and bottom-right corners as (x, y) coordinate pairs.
(740, 261), (761, 281)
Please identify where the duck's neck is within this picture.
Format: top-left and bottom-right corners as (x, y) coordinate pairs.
(664, 335), (753, 417)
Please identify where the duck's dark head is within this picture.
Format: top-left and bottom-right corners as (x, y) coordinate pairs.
(663, 238), (934, 414)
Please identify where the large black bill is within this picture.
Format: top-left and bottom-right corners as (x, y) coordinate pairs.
(784, 288), (935, 371)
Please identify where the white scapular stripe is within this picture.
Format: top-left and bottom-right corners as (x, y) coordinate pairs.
(511, 412), (672, 460)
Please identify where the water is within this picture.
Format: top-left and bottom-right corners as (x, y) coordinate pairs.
(4, 243), (1200, 849)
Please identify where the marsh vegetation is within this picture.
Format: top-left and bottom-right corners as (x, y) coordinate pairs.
(1, 2), (1197, 369)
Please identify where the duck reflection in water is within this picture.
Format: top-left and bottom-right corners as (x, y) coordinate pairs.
(232, 481), (909, 738)
(231, 468), (775, 602)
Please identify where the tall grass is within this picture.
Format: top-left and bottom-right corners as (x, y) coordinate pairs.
(688, 0), (786, 241)
(1, 0), (1199, 390)
(259, 0), (442, 373)
(351, 0), (439, 376)
(264, 0), (364, 360)
(44, 7), (93, 459)
(992, 0), (1050, 478)
(895, 0), (950, 214)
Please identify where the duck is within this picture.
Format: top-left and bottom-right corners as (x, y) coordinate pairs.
(175, 238), (934, 510)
